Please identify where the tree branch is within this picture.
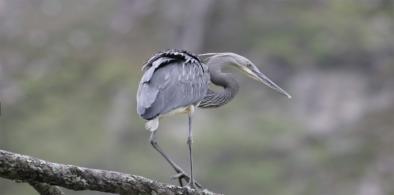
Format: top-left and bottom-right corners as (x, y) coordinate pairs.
(0, 149), (221, 195)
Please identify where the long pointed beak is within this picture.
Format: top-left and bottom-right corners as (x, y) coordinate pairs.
(252, 68), (292, 99)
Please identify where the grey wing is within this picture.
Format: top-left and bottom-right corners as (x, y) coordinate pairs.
(137, 61), (209, 120)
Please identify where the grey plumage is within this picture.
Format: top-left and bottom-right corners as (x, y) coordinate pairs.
(137, 50), (209, 120)
(136, 49), (291, 189)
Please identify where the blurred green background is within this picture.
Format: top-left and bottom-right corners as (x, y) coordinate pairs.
(0, 0), (393, 194)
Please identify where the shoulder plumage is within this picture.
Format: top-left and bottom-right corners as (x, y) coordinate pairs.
(142, 49), (203, 71)
(140, 49), (207, 84)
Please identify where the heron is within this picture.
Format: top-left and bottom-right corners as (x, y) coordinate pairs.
(136, 49), (291, 188)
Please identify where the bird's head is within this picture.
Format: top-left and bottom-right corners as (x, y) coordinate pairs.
(199, 52), (292, 99)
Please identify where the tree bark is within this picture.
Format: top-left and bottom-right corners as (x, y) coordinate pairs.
(0, 149), (221, 195)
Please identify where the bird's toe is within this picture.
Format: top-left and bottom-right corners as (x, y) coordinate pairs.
(171, 172), (203, 189)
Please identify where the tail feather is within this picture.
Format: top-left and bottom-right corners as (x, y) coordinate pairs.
(145, 118), (159, 131)
(136, 83), (159, 116)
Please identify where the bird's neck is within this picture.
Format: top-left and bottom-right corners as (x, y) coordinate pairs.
(199, 65), (239, 108)
(211, 69), (239, 97)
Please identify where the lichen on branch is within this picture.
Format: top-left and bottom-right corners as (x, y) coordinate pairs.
(0, 149), (221, 195)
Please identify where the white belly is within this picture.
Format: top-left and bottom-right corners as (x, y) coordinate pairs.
(145, 105), (195, 132)
(165, 106), (194, 116)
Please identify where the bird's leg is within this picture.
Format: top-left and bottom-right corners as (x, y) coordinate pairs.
(149, 130), (199, 187)
(187, 112), (195, 188)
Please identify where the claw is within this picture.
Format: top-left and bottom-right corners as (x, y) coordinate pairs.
(186, 181), (196, 189)
(171, 172), (202, 189)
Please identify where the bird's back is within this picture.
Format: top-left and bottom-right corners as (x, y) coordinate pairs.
(137, 50), (209, 120)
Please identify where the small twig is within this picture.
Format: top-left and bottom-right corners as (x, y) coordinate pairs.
(0, 149), (221, 195)
(29, 182), (64, 195)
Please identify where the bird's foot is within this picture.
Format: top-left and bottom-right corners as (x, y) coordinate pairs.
(185, 180), (197, 189)
(171, 172), (202, 189)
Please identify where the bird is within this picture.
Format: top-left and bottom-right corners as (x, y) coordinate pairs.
(136, 49), (291, 189)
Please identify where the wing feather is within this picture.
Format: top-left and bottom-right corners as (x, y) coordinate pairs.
(137, 50), (209, 120)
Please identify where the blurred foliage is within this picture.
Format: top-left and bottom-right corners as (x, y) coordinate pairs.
(0, 0), (393, 195)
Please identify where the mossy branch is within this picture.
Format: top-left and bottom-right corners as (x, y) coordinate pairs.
(0, 149), (221, 195)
